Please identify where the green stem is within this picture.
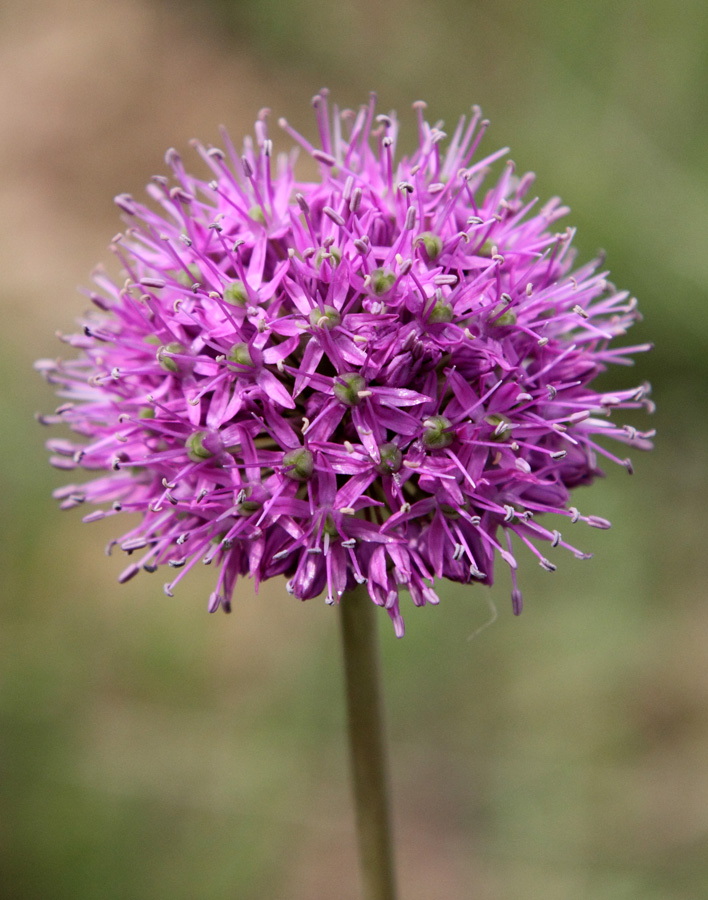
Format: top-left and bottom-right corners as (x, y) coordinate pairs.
(339, 585), (398, 900)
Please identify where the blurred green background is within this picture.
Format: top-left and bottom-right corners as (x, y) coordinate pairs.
(1, 1), (706, 898)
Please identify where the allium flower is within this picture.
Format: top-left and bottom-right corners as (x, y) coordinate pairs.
(37, 91), (653, 636)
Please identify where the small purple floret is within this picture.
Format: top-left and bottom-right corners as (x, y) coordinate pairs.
(37, 92), (653, 636)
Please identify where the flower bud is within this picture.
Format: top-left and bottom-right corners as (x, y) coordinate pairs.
(416, 231), (443, 261)
(157, 342), (185, 373)
(370, 268), (396, 296)
(376, 443), (403, 474)
(422, 415), (454, 449)
(223, 281), (248, 306)
(283, 447), (315, 481)
(334, 373), (366, 406)
(228, 342), (254, 367)
(309, 305), (341, 329)
(186, 431), (215, 462)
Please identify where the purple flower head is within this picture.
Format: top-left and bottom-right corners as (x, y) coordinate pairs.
(37, 91), (653, 636)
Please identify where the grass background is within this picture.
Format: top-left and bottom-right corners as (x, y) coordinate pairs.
(1, 1), (706, 897)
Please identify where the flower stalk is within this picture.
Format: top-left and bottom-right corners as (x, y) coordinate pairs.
(340, 587), (397, 900)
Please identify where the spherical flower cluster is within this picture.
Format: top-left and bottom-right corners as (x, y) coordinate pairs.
(37, 92), (653, 636)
